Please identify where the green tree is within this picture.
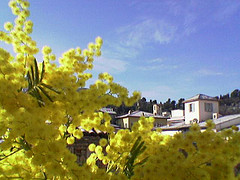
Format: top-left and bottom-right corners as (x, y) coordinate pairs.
(231, 89), (240, 98)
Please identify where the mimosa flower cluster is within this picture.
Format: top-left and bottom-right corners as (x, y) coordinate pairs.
(1, 1), (240, 179)
(0, 0), (140, 179)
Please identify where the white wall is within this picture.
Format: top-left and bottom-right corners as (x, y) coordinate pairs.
(185, 100), (219, 124)
(123, 118), (129, 128)
(216, 117), (240, 131)
(171, 109), (184, 117)
(161, 130), (180, 136)
(199, 100), (219, 122)
(185, 101), (200, 124)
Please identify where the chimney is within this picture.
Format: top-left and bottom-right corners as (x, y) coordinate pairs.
(153, 104), (162, 115)
(212, 113), (219, 120)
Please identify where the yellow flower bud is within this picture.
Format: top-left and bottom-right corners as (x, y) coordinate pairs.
(9, 1), (17, 8)
(14, 17), (24, 25)
(67, 124), (75, 134)
(14, 25), (22, 32)
(24, 26), (32, 34)
(95, 36), (103, 45)
(67, 136), (75, 145)
(73, 129), (83, 139)
(82, 49), (89, 56)
(95, 145), (103, 154)
(87, 63), (93, 69)
(95, 50), (101, 57)
(16, 0), (23, 3)
(59, 125), (67, 133)
(76, 47), (81, 54)
(88, 143), (96, 152)
(12, 7), (21, 15)
(99, 138), (108, 147)
(42, 46), (52, 55)
(49, 54), (56, 61)
(88, 42), (95, 50)
(20, 10), (30, 18)
(5, 36), (12, 44)
(4, 22), (14, 31)
(21, 1), (30, 9)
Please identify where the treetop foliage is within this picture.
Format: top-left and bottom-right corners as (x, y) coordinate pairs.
(113, 89), (240, 116)
(1, 1), (240, 179)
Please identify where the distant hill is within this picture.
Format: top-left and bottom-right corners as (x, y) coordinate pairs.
(108, 89), (240, 116)
(218, 89), (240, 115)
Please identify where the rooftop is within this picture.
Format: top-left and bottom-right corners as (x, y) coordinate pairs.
(100, 108), (117, 115)
(158, 122), (190, 131)
(160, 113), (240, 131)
(183, 94), (218, 103)
(116, 110), (167, 119)
(199, 114), (240, 127)
(168, 116), (185, 122)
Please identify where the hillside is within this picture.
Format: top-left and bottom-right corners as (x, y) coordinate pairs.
(109, 89), (240, 116)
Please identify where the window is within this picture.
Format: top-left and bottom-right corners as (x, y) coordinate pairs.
(189, 103), (195, 112)
(205, 103), (213, 112)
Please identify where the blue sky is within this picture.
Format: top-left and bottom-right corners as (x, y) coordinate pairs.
(1, 0), (240, 103)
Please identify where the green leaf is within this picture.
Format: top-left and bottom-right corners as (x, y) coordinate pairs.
(41, 83), (60, 94)
(134, 157), (148, 167)
(33, 88), (43, 102)
(29, 88), (44, 107)
(37, 86), (53, 102)
(24, 60), (59, 106)
(122, 136), (148, 179)
(138, 144), (146, 155)
(34, 58), (39, 84)
(130, 136), (141, 154)
(30, 65), (34, 84)
(40, 61), (45, 82)
(26, 72), (33, 89)
(131, 141), (145, 159)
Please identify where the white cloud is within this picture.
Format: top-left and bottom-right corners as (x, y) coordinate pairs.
(137, 58), (178, 71)
(153, 28), (176, 44)
(117, 19), (177, 48)
(197, 69), (223, 76)
(138, 64), (178, 71)
(98, 0), (240, 73)
(122, 0), (240, 50)
(137, 65), (164, 71)
(102, 41), (138, 59)
(149, 57), (164, 63)
(165, 0), (240, 37)
(93, 57), (128, 74)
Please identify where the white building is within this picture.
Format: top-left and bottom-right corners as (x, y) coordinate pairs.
(199, 114), (240, 131)
(168, 109), (185, 125)
(183, 94), (219, 124)
(159, 94), (240, 135)
(116, 110), (167, 129)
(153, 104), (162, 115)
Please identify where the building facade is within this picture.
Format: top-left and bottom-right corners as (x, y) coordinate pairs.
(183, 94), (219, 124)
(167, 109), (185, 125)
(116, 110), (167, 129)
